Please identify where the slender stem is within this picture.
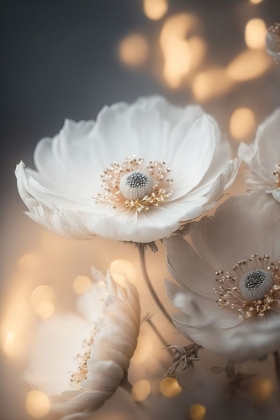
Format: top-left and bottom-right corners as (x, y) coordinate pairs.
(119, 371), (132, 393)
(274, 351), (280, 390)
(138, 245), (173, 326)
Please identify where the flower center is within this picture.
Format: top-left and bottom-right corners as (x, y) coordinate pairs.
(273, 163), (280, 187)
(70, 329), (95, 390)
(119, 170), (153, 200)
(239, 269), (274, 301)
(94, 156), (173, 212)
(214, 254), (280, 320)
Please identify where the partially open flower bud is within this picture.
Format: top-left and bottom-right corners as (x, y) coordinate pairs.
(266, 23), (280, 63)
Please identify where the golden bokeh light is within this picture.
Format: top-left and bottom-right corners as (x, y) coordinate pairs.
(227, 49), (271, 81)
(118, 34), (149, 67)
(26, 391), (50, 418)
(188, 36), (206, 72)
(251, 379), (274, 402)
(2, 279), (32, 359)
(132, 380), (151, 402)
(245, 19), (266, 49)
(143, 0), (168, 20)
(110, 259), (136, 287)
(160, 377), (182, 398)
(229, 108), (256, 140)
(249, 0), (263, 4)
(31, 285), (55, 319)
(18, 253), (40, 272)
(73, 275), (92, 294)
(192, 68), (234, 102)
(160, 14), (198, 88)
(132, 335), (152, 363)
(190, 404), (206, 420)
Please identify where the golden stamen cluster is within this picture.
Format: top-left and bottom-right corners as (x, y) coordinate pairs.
(273, 163), (280, 188)
(70, 330), (95, 389)
(94, 156), (173, 212)
(214, 255), (280, 320)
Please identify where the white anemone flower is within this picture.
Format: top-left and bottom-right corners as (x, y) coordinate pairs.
(239, 109), (280, 203)
(266, 23), (280, 63)
(25, 269), (140, 420)
(165, 191), (280, 362)
(16, 96), (239, 243)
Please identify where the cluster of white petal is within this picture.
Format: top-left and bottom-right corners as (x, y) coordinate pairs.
(165, 191), (280, 362)
(16, 96), (239, 244)
(25, 269), (140, 420)
(239, 109), (280, 202)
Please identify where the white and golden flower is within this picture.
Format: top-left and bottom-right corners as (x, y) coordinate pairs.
(165, 191), (280, 362)
(266, 23), (280, 63)
(16, 96), (239, 243)
(25, 269), (140, 420)
(239, 108), (280, 203)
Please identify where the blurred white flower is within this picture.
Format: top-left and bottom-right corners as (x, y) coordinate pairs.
(239, 109), (280, 203)
(25, 269), (140, 420)
(266, 23), (280, 63)
(16, 96), (239, 243)
(165, 191), (280, 362)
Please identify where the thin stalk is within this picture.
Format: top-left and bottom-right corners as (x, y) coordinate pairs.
(273, 351), (280, 390)
(147, 318), (173, 356)
(138, 245), (173, 326)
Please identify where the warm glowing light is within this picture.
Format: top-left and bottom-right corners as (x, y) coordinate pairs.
(2, 279), (32, 359)
(245, 19), (266, 49)
(192, 68), (234, 102)
(251, 379), (273, 402)
(118, 34), (149, 67)
(190, 404), (206, 420)
(249, 0), (263, 4)
(160, 14), (198, 88)
(143, 0), (168, 20)
(31, 285), (55, 319)
(2, 331), (16, 357)
(227, 49), (271, 81)
(18, 253), (40, 272)
(26, 391), (50, 418)
(73, 275), (92, 294)
(132, 380), (151, 402)
(230, 108), (256, 140)
(160, 377), (182, 398)
(188, 36), (206, 72)
(132, 336), (152, 363)
(110, 259), (136, 287)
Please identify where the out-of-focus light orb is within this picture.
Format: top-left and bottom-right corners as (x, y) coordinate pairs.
(118, 34), (149, 67)
(26, 391), (50, 418)
(190, 404), (206, 420)
(192, 68), (234, 102)
(160, 14), (198, 88)
(249, 0), (263, 4)
(2, 331), (16, 357)
(245, 19), (266, 49)
(160, 377), (182, 398)
(230, 108), (256, 140)
(143, 0), (168, 20)
(188, 36), (206, 72)
(110, 259), (136, 287)
(132, 380), (151, 402)
(31, 285), (55, 319)
(132, 335), (152, 363)
(251, 379), (273, 402)
(227, 49), (271, 81)
(18, 253), (40, 272)
(73, 275), (92, 294)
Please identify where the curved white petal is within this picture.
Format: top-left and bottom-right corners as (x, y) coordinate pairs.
(24, 270), (140, 417)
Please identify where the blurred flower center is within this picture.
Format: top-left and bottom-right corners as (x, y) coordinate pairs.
(71, 329), (95, 390)
(273, 163), (280, 187)
(95, 156), (173, 212)
(215, 255), (280, 320)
